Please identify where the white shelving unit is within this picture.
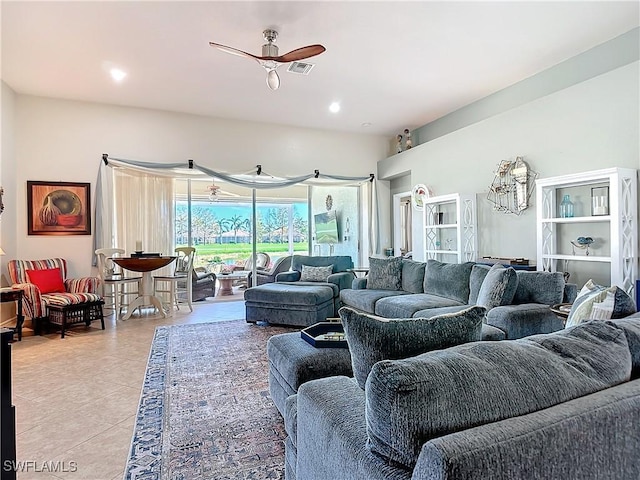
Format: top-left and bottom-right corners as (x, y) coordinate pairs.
(536, 167), (637, 294)
(422, 193), (477, 263)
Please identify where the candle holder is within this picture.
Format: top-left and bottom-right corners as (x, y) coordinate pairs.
(591, 186), (609, 216)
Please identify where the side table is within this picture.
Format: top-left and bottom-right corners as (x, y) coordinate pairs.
(0, 288), (24, 341)
(550, 303), (572, 323)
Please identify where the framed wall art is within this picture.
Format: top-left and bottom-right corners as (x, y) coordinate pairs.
(27, 181), (91, 235)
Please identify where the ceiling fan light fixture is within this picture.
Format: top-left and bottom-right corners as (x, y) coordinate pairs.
(267, 69), (280, 90)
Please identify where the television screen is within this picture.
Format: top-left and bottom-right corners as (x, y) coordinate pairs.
(314, 210), (339, 244)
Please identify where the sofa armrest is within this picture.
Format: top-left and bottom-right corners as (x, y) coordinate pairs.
(276, 271), (301, 282)
(11, 282), (44, 318)
(486, 303), (565, 339)
(352, 277), (368, 289)
(65, 276), (99, 294)
(327, 271), (355, 292)
(414, 380), (640, 480)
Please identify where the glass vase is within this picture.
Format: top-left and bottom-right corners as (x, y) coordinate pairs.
(559, 194), (574, 218)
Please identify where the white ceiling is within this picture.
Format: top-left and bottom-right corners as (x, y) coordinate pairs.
(2, 1), (638, 137)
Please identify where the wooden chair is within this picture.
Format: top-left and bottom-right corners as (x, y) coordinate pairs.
(95, 248), (142, 319)
(154, 247), (195, 315)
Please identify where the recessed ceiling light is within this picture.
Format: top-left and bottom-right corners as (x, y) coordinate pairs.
(329, 102), (340, 113)
(110, 68), (127, 83)
(361, 122), (372, 127)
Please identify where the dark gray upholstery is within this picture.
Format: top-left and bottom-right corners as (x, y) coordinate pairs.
(423, 260), (474, 303)
(611, 316), (640, 377)
(402, 259), (426, 293)
(340, 306), (485, 389)
(415, 379), (640, 480)
(512, 270), (565, 305)
(342, 260), (579, 342)
(486, 303), (566, 339)
(366, 321), (631, 469)
(267, 332), (353, 415)
(374, 293), (463, 318)
(296, 376), (412, 480)
(245, 283), (335, 326)
(475, 264), (518, 308)
(340, 288), (406, 314)
(367, 256), (403, 290)
(290, 254), (353, 273)
(467, 263), (490, 304)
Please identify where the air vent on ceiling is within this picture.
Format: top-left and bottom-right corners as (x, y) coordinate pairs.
(287, 61), (315, 75)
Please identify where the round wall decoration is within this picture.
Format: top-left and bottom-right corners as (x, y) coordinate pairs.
(411, 184), (431, 210)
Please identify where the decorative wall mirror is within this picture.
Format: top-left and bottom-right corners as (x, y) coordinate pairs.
(487, 157), (537, 215)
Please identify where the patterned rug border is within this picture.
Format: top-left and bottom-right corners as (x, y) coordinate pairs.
(124, 319), (290, 480)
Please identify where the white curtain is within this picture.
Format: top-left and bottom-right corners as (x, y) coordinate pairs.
(95, 161), (174, 274)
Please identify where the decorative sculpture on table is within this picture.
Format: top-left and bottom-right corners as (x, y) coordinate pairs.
(487, 156), (538, 215)
(570, 236), (594, 256)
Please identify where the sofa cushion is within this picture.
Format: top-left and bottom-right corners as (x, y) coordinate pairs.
(375, 293), (464, 318)
(367, 257), (402, 291)
(468, 264), (490, 304)
(566, 280), (636, 328)
(512, 270), (564, 305)
(339, 305), (485, 389)
(475, 264), (518, 309)
(340, 288), (407, 314)
(300, 265), (334, 282)
(401, 259), (426, 294)
(366, 320), (631, 469)
(423, 260), (474, 304)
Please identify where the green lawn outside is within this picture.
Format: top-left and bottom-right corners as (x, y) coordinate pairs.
(179, 242), (309, 267)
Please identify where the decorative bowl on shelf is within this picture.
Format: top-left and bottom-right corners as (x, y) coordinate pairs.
(570, 236), (594, 256)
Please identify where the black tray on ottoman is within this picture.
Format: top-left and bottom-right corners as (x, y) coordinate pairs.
(301, 320), (348, 348)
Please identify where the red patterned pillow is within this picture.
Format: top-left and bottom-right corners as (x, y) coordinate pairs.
(26, 268), (65, 294)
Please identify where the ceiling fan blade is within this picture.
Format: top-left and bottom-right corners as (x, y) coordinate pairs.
(275, 45), (326, 63)
(209, 42), (260, 61)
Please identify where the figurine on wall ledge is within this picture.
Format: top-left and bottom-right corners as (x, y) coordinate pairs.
(404, 129), (412, 149)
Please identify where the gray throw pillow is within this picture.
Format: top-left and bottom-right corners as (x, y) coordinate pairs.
(423, 260), (474, 303)
(468, 263), (491, 304)
(475, 264), (518, 309)
(401, 259), (426, 294)
(299, 265), (333, 282)
(339, 305), (486, 389)
(367, 257), (402, 291)
(366, 320), (632, 469)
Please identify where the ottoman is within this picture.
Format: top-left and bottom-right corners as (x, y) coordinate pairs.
(267, 332), (353, 416)
(245, 283), (335, 326)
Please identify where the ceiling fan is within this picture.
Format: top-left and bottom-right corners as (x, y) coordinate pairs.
(209, 29), (326, 90)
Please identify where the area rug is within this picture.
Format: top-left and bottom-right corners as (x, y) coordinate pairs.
(125, 320), (293, 480)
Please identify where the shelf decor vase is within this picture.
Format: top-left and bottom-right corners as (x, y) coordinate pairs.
(559, 194), (574, 218)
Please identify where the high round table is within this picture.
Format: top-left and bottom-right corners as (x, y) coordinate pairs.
(112, 256), (176, 320)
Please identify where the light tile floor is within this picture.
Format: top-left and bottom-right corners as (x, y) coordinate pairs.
(9, 296), (247, 480)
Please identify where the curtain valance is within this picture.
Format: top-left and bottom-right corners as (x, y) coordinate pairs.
(102, 155), (374, 189)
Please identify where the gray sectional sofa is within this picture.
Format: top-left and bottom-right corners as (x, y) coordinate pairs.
(245, 255), (355, 325)
(340, 258), (577, 340)
(286, 315), (640, 480)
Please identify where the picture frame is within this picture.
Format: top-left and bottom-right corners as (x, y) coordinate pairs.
(27, 181), (91, 235)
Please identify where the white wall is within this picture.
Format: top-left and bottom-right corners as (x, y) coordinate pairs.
(0, 82), (17, 285)
(379, 61), (640, 268)
(11, 95), (387, 277)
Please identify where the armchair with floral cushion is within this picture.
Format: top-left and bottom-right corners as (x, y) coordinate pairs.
(8, 258), (103, 337)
